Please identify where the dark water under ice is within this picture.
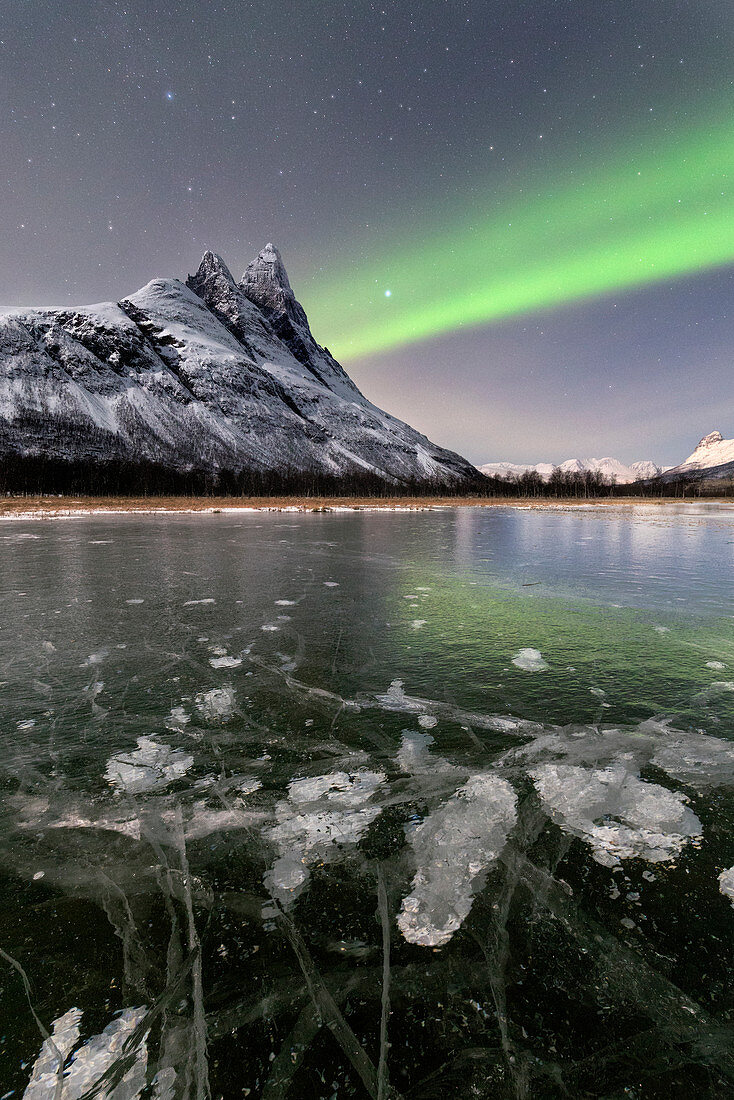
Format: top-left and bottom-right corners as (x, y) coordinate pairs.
(1, 505), (733, 1098)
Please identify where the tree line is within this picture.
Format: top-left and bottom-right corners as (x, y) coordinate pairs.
(0, 452), (732, 498)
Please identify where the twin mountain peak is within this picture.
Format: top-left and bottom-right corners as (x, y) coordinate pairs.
(0, 245), (478, 486)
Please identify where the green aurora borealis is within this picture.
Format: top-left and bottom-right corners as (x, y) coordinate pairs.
(302, 113), (734, 362)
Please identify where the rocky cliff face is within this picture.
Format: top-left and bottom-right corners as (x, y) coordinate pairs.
(0, 247), (479, 487)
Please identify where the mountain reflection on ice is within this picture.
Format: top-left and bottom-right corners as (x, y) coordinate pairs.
(0, 509), (733, 1098)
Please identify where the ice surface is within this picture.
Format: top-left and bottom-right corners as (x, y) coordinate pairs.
(398, 774), (517, 946)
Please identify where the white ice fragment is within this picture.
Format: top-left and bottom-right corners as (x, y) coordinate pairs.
(718, 866), (734, 907)
(184, 598), (215, 605)
(126, 598), (144, 605)
(195, 685), (236, 721)
(374, 679), (425, 712)
(411, 619), (427, 629)
(275, 599), (296, 606)
(24, 1006), (147, 1099)
(531, 762), (702, 867)
(265, 768), (384, 907)
(261, 624), (279, 632)
(323, 581), (339, 587)
(23, 1007), (82, 1098)
(17, 718), (36, 730)
(418, 715), (438, 729)
(653, 625), (670, 634)
(209, 655), (242, 668)
(80, 648), (108, 667)
(165, 705), (191, 728)
(512, 648), (549, 672)
(651, 732), (734, 789)
(105, 738), (193, 794)
(398, 774), (517, 946)
(706, 661), (726, 670)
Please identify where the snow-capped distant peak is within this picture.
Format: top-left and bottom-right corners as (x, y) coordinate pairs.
(694, 430), (723, 452)
(675, 429), (734, 473)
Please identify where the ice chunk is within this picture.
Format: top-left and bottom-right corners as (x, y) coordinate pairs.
(706, 661), (726, 670)
(265, 768), (384, 907)
(512, 648), (549, 672)
(209, 655), (242, 668)
(105, 738), (194, 794)
(23, 1007), (82, 1098)
(418, 714), (438, 729)
(24, 1006), (147, 1099)
(651, 732), (734, 789)
(718, 866), (734, 907)
(195, 685), (236, 721)
(398, 774), (517, 946)
(80, 648), (108, 667)
(374, 679), (425, 712)
(531, 762), (702, 867)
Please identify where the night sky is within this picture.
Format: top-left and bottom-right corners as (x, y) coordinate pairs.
(2, 0), (733, 465)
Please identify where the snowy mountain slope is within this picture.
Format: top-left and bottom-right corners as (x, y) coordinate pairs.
(660, 430), (734, 481)
(478, 457), (663, 483)
(0, 247), (479, 485)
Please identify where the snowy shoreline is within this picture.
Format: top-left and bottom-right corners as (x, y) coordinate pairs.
(1, 498), (732, 521)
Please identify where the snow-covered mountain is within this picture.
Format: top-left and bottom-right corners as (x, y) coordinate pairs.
(660, 430), (734, 481)
(0, 246), (478, 486)
(478, 457), (664, 483)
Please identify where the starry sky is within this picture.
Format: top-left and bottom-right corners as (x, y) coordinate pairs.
(1, 0), (733, 465)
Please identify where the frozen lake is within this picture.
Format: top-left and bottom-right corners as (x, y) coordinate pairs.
(1, 506), (733, 1097)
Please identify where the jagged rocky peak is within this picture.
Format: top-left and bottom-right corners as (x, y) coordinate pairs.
(240, 243), (309, 330)
(695, 429), (724, 450)
(187, 250), (237, 298)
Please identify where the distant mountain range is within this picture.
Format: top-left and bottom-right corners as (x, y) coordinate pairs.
(478, 457), (668, 483)
(0, 246), (478, 488)
(479, 430), (734, 484)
